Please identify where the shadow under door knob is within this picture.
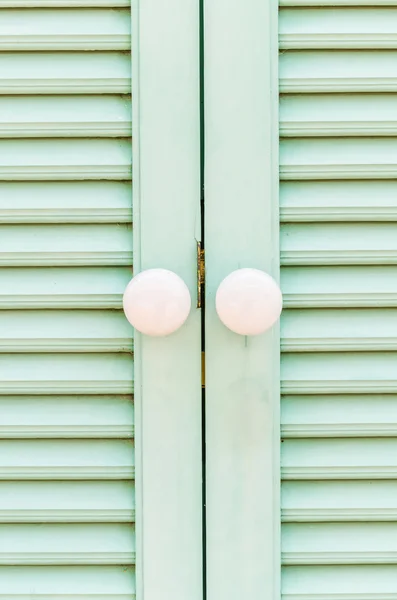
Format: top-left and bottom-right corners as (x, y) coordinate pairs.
(123, 268), (191, 336)
(215, 268), (283, 336)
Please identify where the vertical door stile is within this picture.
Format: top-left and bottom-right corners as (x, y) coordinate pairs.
(132, 2), (203, 600)
(204, 1), (280, 599)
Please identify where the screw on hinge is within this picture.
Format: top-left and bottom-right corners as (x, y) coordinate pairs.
(196, 241), (205, 309)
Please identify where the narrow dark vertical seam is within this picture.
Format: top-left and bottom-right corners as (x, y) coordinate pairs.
(199, 0), (206, 597)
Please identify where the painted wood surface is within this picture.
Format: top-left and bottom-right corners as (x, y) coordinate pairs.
(280, 3), (397, 598)
(0, 4), (135, 598)
(0, 566), (135, 597)
(204, 0), (280, 599)
(0, 97), (131, 138)
(0, 267), (131, 308)
(132, 1), (203, 600)
(0, 52), (131, 94)
(0, 9), (131, 50)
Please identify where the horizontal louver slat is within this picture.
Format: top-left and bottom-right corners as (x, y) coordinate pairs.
(0, 52), (130, 94)
(0, 181), (132, 223)
(283, 523), (397, 564)
(282, 308), (397, 352)
(282, 565), (397, 600)
(282, 395), (397, 437)
(280, 95), (397, 137)
(282, 439), (397, 479)
(0, 481), (134, 521)
(0, 0), (130, 4)
(0, 439), (134, 479)
(0, 224), (132, 266)
(279, 9), (397, 48)
(0, 267), (131, 309)
(281, 352), (397, 394)
(0, 310), (133, 353)
(281, 223), (397, 265)
(0, 395), (133, 438)
(0, 353), (134, 394)
(0, 139), (131, 180)
(0, 96), (131, 138)
(0, 9), (130, 50)
(280, 0), (397, 5)
(281, 266), (397, 308)
(280, 138), (397, 179)
(280, 51), (397, 92)
(0, 524), (134, 564)
(0, 566), (134, 598)
(282, 481), (397, 521)
(280, 181), (397, 222)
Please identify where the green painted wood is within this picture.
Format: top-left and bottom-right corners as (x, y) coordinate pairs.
(0, 267), (131, 308)
(281, 138), (397, 179)
(204, 0), (280, 599)
(0, 523), (135, 564)
(282, 351), (397, 394)
(282, 395), (397, 437)
(282, 565), (397, 600)
(282, 308), (397, 352)
(281, 0), (397, 4)
(280, 181), (397, 221)
(0, 9), (130, 50)
(280, 5), (397, 596)
(0, 566), (135, 598)
(280, 50), (397, 93)
(0, 139), (131, 179)
(0, 182), (132, 223)
(0, 52), (130, 94)
(282, 480), (397, 522)
(0, 310), (133, 353)
(283, 522), (397, 564)
(0, 4), (135, 595)
(0, 439), (134, 479)
(0, 97), (131, 138)
(0, 395), (133, 438)
(281, 266), (397, 307)
(0, 480), (134, 521)
(0, 0), (130, 4)
(131, 1), (202, 600)
(281, 223), (397, 265)
(280, 95), (397, 138)
(279, 8), (397, 49)
(0, 224), (132, 266)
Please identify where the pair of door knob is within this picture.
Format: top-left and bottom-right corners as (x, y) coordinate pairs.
(123, 267), (282, 337)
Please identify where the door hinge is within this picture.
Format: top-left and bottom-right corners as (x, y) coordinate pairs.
(197, 241), (205, 309)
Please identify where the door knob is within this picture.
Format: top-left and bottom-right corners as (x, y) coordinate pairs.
(123, 268), (191, 336)
(215, 268), (282, 336)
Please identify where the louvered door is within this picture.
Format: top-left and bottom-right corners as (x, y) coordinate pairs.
(0, 2), (202, 599)
(279, 2), (397, 597)
(204, 0), (397, 599)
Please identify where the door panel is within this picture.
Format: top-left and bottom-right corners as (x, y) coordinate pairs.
(0, 2), (202, 599)
(204, 1), (280, 599)
(133, 1), (203, 600)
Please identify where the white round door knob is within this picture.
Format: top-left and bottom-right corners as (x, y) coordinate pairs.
(123, 268), (191, 336)
(216, 268), (282, 336)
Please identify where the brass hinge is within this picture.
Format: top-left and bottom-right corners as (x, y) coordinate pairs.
(196, 241), (205, 309)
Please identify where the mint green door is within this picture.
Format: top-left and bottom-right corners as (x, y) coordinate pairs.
(204, 1), (397, 600)
(0, 2), (202, 599)
(5, 1), (397, 599)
